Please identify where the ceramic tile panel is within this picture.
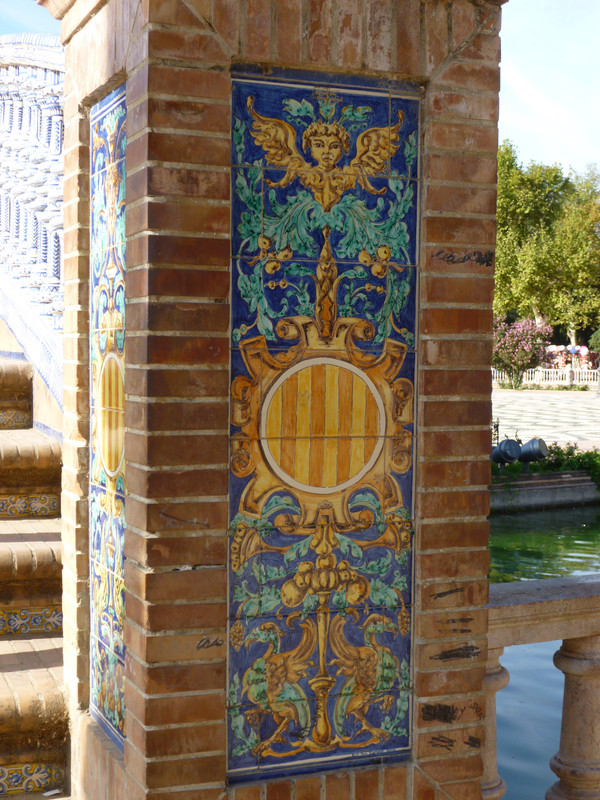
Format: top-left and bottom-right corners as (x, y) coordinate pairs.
(89, 83), (126, 750)
(228, 74), (419, 781)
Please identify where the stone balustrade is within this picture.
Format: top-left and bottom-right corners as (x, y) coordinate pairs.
(487, 575), (600, 799)
(0, 35), (64, 409)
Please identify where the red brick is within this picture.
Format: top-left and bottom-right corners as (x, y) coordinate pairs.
(418, 461), (490, 490)
(443, 780), (485, 800)
(417, 489), (490, 519)
(439, 61), (500, 94)
(124, 529), (226, 567)
(422, 339), (492, 368)
(325, 771), (351, 800)
(421, 755), (483, 784)
(420, 429), (491, 458)
(147, 28), (229, 63)
(366, 0), (393, 71)
(396, 0), (421, 75)
(425, 153), (497, 185)
(428, 89), (499, 122)
(420, 368), (491, 397)
(125, 431), (228, 468)
(337, 0), (362, 69)
(125, 367), (229, 399)
(426, 185), (497, 217)
(307, 0), (333, 64)
(127, 658), (227, 694)
(416, 607), (488, 640)
(266, 782), (292, 800)
(414, 769), (436, 800)
(128, 166), (230, 202)
(127, 131), (230, 171)
(420, 308), (493, 335)
(245, 0), (272, 60)
(126, 266), (230, 300)
(276, 0), (303, 64)
(127, 199), (230, 237)
(129, 97), (230, 137)
(416, 695), (485, 730)
(233, 786), (261, 800)
(126, 595), (227, 630)
(126, 301), (230, 334)
(125, 399), (229, 432)
(461, 33), (501, 63)
(417, 640), (486, 671)
(419, 549), (489, 582)
(428, 121), (498, 153)
(418, 578), (489, 610)
(355, 767), (381, 795)
(424, 217), (496, 247)
(125, 562), (226, 603)
(383, 763), (408, 799)
(424, 0), (448, 74)
(127, 334), (229, 366)
(419, 399), (492, 427)
(452, 1), (477, 49)
(295, 776), (321, 800)
(213, 0), (240, 54)
(416, 666), (487, 698)
(126, 497), (228, 533)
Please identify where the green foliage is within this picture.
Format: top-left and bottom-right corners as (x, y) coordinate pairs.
(495, 141), (600, 340)
(589, 328), (600, 352)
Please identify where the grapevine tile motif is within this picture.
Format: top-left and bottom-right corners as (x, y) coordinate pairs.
(228, 75), (419, 780)
(89, 84), (126, 750)
(0, 763), (64, 795)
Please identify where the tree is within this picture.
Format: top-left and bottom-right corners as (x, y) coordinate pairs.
(494, 142), (600, 342)
(492, 316), (552, 389)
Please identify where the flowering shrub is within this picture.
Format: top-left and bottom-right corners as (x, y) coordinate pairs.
(492, 316), (552, 389)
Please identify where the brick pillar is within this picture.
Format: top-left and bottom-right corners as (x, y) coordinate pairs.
(123, 2), (233, 796)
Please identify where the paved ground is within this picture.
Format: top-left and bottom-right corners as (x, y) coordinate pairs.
(492, 388), (600, 450)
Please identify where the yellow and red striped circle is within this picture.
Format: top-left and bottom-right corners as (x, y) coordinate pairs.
(260, 358), (385, 494)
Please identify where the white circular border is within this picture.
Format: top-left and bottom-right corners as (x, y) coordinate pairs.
(259, 357), (386, 495)
(97, 351), (125, 480)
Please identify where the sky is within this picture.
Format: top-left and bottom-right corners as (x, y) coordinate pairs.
(498, 0), (600, 175)
(0, 0), (598, 175)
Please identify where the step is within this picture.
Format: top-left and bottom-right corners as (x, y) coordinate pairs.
(0, 359), (32, 430)
(0, 430), (61, 518)
(0, 636), (67, 796)
(0, 519), (62, 636)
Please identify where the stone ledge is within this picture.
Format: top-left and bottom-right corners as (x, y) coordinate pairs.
(489, 574), (600, 649)
(490, 470), (600, 512)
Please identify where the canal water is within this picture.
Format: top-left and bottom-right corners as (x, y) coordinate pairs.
(490, 505), (600, 799)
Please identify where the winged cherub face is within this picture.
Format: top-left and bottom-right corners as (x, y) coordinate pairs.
(303, 122), (350, 172)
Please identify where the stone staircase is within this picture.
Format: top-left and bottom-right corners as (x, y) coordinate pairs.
(0, 359), (67, 797)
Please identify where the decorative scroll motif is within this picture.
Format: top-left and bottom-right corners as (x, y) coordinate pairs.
(89, 84), (126, 750)
(0, 763), (64, 795)
(0, 493), (59, 518)
(228, 77), (419, 780)
(0, 606), (62, 635)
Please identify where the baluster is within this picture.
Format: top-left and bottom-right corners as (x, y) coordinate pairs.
(547, 635), (600, 799)
(481, 647), (510, 800)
